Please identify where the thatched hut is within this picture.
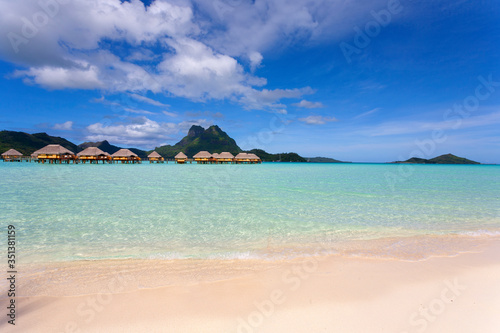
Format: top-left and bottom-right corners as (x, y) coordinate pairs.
(32, 144), (76, 164)
(234, 153), (251, 164)
(1, 149), (23, 162)
(235, 153), (262, 164)
(216, 152), (234, 164)
(193, 151), (212, 164)
(77, 147), (111, 164)
(148, 151), (164, 163)
(111, 149), (141, 164)
(248, 153), (262, 164)
(175, 152), (188, 164)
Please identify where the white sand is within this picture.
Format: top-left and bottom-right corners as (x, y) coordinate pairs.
(2, 238), (500, 333)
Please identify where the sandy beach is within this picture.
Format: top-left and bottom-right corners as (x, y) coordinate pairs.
(2, 236), (500, 333)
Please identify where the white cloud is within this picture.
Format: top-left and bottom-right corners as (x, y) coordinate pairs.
(162, 111), (178, 117)
(124, 108), (156, 115)
(193, 0), (390, 57)
(249, 51), (263, 71)
(85, 117), (212, 147)
(299, 115), (338, 125)
(293, 100), (325, 109)
(91, 96), (120, 106)
(353, 108), (381, 119)
(241, 87), (315, 110)
(158, 37), (255, 100)
(128, 93), (169, 107)
(53, 121), (73, 130)
(0, 0), (392, 109)
(14, 64), (102, 90)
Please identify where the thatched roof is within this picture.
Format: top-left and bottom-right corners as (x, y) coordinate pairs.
(111, 149), (138, 157)
(77, 147), (107, 157)
(2, 148), (23, 156)
(32, 144), (75, 156)
(175, 152), (188, 159)
(217, 152), (234, 159)
(193, 151), (212, 159)
(148, 151), (162, 158)
(248, 153), (261, 160)
(235, 153), (250, 159)
(212, 153), (220, 158)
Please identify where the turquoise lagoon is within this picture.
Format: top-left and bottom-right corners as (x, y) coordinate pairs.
(1, 162), (499, 263)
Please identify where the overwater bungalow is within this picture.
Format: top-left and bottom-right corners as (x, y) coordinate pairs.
(148, 151), (164, 163)
(248, 153), (262, 164)
(193, 151), (212, 164)
(175, 152), (188, 164)
(77, 147), (111, 164)
(32, 144), (76, 164)
(1, 148), (23, 162)
(216, 152), (234, 164)
(111, 149), (141, 164)
(234, 153), (250, 164)
(235, 153), (262, 164)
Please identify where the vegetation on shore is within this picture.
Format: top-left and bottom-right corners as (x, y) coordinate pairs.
(391, 153), (480, 164)
(0, 129), (480, 164)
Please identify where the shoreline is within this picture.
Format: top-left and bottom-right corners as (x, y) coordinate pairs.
(2, 237), (500, 332)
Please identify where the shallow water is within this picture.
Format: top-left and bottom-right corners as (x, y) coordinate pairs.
(1, 161), (499, 263)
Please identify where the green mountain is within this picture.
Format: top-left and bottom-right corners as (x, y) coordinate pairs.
(153, 125), (242, 158)
(248, 149), (307, 162)
(0, 130), (81, 155)
(393, 154), (480, 164)
(78, 140), (147, 159)
(428, 153), (480, 164)
(306, 156), (349, 163)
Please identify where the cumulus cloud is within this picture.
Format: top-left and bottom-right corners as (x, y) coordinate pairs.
(0, 0), (392, 109)
(299, 115), (338, 125)
(293, 100), (325, 109)
(249, 51), (263, 71)
(85, 117), (212, 147)
(53, 121), (73, 130)
(14, 64), (102, 90)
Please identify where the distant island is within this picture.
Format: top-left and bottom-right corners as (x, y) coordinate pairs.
(306, 157), (350, 163)
(0, 127), (481, 164)
(391, 154), (480, 164)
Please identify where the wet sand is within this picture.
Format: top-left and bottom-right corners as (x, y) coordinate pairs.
(2, 236), (500, 332)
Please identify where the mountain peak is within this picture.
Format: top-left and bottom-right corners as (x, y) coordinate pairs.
(155, 124), (242, 157)
(187, 125), (205, 138)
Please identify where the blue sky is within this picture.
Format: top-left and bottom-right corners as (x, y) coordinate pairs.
(0, 0), (499, 163)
